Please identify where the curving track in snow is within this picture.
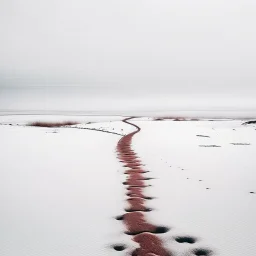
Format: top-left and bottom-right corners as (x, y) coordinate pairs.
(116, 117), (171, 256)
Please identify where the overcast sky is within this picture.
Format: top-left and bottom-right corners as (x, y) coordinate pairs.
(0, 0), (256, 97)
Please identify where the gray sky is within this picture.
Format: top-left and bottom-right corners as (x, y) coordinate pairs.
(0, 0), (256, 96)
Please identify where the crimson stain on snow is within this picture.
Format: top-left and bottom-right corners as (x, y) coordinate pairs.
(116, 117), (171, 256)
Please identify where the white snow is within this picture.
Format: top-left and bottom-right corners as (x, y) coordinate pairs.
(1, 116), (256, 256)
(133, 119), (256, 256)
(0, 118), (137, 256)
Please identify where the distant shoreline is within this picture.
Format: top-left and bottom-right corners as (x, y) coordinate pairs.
(1, 110), (256, 119)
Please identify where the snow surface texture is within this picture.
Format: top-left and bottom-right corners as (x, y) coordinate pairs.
(133, 119), (256, 256)
(0, 117), (137, 256)
(1, 116), (256, 256)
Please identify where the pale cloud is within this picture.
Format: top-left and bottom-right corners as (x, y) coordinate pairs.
(0, 0), (256, 98)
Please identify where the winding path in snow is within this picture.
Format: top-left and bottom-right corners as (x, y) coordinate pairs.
(116, 117), (171, 256)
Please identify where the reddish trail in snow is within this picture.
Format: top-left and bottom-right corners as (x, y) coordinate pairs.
(117, 117), (171, 256)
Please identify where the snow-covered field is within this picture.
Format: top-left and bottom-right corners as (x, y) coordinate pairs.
(0, 116), (136, 256)
(132, 119), (256, 256)
(1, 115), (256, 256)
